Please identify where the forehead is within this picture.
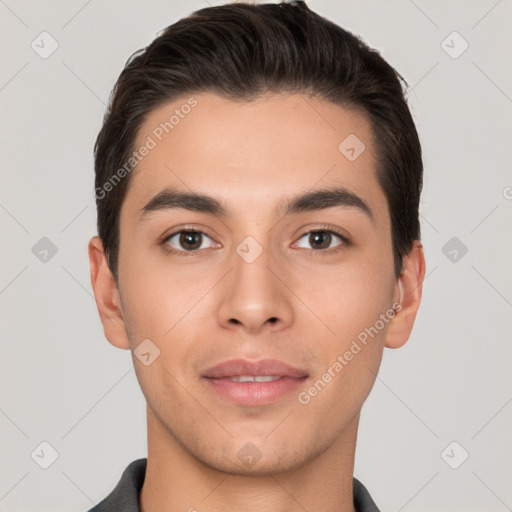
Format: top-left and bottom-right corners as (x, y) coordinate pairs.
(122, 91), (388, 226)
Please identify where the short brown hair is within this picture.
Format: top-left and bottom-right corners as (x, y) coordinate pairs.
(94, 0), (423, 283)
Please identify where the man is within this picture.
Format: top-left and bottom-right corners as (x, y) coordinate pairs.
(87, 1), (425, 511)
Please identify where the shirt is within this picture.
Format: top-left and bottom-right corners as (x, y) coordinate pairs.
(87, 458), (381, 512)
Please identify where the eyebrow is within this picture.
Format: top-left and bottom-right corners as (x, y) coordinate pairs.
(138, 186), (374, 222)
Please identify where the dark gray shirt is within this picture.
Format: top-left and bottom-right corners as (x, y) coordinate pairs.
(87, 458), (380, 512)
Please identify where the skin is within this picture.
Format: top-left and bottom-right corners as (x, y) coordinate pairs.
(89, 92), (425, 512)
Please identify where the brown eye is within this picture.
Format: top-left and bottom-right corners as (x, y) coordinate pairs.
(309, 231), (332, 250)
(179, 232), (202, 250)
(295, 230), (347, 251)
(164, 230), (213, 252)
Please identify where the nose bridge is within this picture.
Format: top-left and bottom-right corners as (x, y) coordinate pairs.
(217, 232), (293, 332)
(232, 234), (278, 304)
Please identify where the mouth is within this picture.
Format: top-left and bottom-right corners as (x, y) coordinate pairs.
(201, 358), (309, 406)
(227, 375), (283, 382)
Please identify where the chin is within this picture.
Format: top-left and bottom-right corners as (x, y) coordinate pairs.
(191, 437), (315, 477)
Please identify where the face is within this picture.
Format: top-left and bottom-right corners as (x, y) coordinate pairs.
(99, 92), (407, 474)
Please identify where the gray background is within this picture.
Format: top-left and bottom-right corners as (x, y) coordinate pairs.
(1, 0), (511, 511)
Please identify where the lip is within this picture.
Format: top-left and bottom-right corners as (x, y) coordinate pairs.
(201, 358), (309, 407)
(202, 358), (309, 379)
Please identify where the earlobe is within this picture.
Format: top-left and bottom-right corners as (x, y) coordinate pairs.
(385, 240), (426, 349)
(88, 236), (131, 350)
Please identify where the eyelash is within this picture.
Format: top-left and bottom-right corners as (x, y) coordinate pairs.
(160, 224), (351, 257)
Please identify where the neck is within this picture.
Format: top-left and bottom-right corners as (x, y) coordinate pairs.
(140, 406), (359, 512)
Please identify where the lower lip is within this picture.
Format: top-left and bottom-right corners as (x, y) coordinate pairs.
(202, 376), (307, 406)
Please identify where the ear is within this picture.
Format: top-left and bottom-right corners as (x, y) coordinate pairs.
(385, 240), (426, 349)
(88, 236), (130, 350)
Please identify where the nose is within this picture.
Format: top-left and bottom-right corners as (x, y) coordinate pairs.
(217, 238), (294, 335)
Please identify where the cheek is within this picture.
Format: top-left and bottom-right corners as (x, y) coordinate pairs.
(297, 269), (392, 418)
(297, 343), (381, 438)
(306, 261), (394, 344)
(118, 245), (202, 338)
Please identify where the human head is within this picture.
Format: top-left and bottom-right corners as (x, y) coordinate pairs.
(89, 0), (426, 482)
(93, 0), (422, 285)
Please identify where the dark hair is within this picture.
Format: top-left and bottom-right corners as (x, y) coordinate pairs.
(94, 0), (422, 283)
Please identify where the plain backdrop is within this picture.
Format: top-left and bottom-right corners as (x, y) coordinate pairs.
(1, 1), (511, 511)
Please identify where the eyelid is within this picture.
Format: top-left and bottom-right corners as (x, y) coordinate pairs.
(160, 224), (216, 243)
(292, 221), (349, 239)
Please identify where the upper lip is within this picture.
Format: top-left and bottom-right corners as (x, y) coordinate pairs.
(202, 358), (309, 379)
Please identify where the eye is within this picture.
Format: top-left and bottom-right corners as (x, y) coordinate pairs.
(294, 229), (348, 252)
(163, 230), (215, 254)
